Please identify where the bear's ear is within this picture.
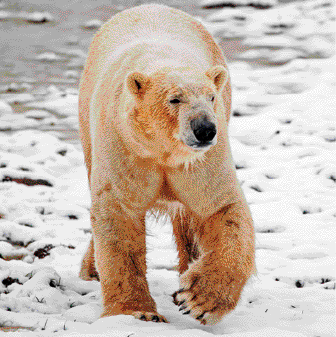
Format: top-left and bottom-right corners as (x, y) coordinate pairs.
(127, 72), (149, 99)
(205, 65), (229, 91)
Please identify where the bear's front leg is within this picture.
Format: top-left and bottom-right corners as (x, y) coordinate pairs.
(91, 204), (168, 323)
(88, 142), (167, 323)
(173, 201), (255, 325)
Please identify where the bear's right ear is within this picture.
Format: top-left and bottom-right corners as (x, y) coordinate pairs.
(206, 65), (229, 92)
(127, 72), (149, 99)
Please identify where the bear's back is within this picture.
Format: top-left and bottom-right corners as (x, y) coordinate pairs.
(82, 4), (226, 86)
(94, 4), (223, 63)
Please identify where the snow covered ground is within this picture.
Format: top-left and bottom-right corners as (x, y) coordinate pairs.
(0, 0), (335, 336)
(202, 0), (335, 63)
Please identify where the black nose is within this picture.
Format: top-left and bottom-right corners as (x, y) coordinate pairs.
(190, 118), (217, 143)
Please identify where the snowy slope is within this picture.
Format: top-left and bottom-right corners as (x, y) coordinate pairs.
(0, 0), (335, 336)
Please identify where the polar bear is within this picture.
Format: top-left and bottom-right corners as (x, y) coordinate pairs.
(78, 4), (255, 326)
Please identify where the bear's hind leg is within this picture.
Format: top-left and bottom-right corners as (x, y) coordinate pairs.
(79, 237), (99, 281)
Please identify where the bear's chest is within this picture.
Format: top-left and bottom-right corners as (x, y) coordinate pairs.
(157, 175), (178, 202)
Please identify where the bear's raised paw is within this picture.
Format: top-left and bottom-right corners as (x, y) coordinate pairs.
(172, 253), (244, 325)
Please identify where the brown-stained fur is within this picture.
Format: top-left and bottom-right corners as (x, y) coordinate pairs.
(78, 4), (255, 325)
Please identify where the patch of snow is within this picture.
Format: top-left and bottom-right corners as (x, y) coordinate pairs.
(27, 95), (78, 117)
(0, 101), (13, 116)
(81, 19), (103, 30)
(20, 11), (54, 23)
(3, 93), (35, 105)
(24, 110), (51, 120)
(36, 52), (62, 62)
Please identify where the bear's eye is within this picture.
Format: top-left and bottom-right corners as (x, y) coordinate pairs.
(169, 98), (181, 104)
(210, 95), (215, 103)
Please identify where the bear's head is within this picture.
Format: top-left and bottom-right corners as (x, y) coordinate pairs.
(126, 65), (229, 167)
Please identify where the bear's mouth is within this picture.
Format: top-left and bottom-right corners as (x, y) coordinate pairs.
(187, 140), (216, 151)
(179, 130), (217, 152)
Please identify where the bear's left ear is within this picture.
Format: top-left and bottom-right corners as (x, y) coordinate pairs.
(205, 65), (229, 91)
(127, 72), (149, 99)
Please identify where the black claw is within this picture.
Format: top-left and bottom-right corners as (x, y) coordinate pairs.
(172, 292), (179, 305)
(140, 314), (146, 321)
(183, 310), (191, 315)
(177, 288), (185, 293)
(196, 312), (205, 320)
(162, 318), (168, 323)
(179, 305), (187, 312)
(177, 300), (185, 306)
(151, 315), (159, 322)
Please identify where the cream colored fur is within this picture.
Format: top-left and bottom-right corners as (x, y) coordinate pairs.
(78, 4), (255, 325)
